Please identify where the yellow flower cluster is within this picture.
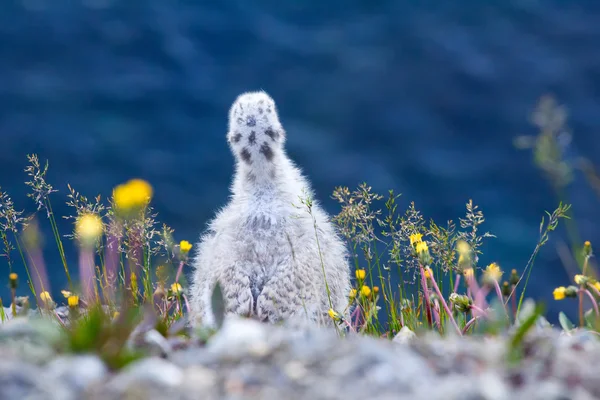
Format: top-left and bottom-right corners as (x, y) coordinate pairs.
(113, 179), (153, 214)
(180, 240), (193, 254)
(40, 291), (52, 304)
(68, 295), (79, 308)
(410, 233), (432, 265)
(553, 285), (578, 300)
(482, 262), (502, 285)
(171, 282), (183, 295)
(75, 213), (103, 247)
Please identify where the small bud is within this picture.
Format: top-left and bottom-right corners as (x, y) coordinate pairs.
(565, 286), (579, 298)
(416, 241), (432, 266)
(449, 293), (472, 313)
(584, 241), (593, 257)
(9, 273), (17, 290)
(349, 289), (357, 299)
(509, 269), (520, 285)
(501, 281), (511, 297)
(373, 286), (380, 295)
(574, 274), (589, 286)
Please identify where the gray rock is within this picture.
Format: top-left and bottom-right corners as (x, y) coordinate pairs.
(45, 355), (108, 393)
(90, 357), (184, 399)
(393, 326), (416, 344)
(0, 361), (73, 400)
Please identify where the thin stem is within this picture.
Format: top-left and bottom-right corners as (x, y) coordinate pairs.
(419, 267), (433, 328)
(426, 267), (462, 335)
(583, 289), (599, 317)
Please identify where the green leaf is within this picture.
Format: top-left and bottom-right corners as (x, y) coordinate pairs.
(508, 302), (545, 364)
(558, 311), (574, 332)
(211, 281), (225, 330)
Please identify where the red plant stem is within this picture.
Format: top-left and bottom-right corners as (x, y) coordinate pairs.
(493, 280), (509, 317)
(426, 268), (462, 335)
(79, 249), (96, 304)
(26, 247), (50, 307)
(432, 300), (441, 330)
(470, 304), (487, 316)
(419, 267), (433, 328)
(462, 316), (479, 334)
(579, 287), (584, 327)
(453, 274), (461, 293)
(583, 289), (600, 317)
(175, 260), (185, 283)
(103, 232), (120, 303)
(182, 294), (191, 316)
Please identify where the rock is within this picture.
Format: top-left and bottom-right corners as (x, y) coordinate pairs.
(90, 357), (184, 399)
(45, 355), (108, 393)
(206, 316), (279, 360)
(0, 317), (60, 365)
(0, 360), (73, 400)
(393, 326), (416, 344)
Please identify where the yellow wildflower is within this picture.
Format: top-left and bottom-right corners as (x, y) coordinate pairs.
(553, 286), (566, 300)
(67, 295), (79, 308)
(456, 240), (470, 255)
(456, 240), (472, 270)
(113, 311), (120, 319)
(113, 179), (153, 213)
(171, 282), (183, 295)
(360, 285), (371, 298)
(179, 240), (193, 254)
(409, 233), (423, 245)
(593, 282), (600, 292)
(463, 268), (474, 279)
(574, 274), (587, 286)
(9, 273), (17, 289)
(483, 262), (502, 283)
(416, 241), (432, 265)
(423, 268), (432, 280)
(349, 289), (357, 299)
(584, 241), (592, 257)
(373, 286), (379, 294)
(75, 213), (103, 246)
(40, 291), (52, 303)
(328, 308), (341, 321)
(415, 241), (428, 254)
(355, 269), (366, 280)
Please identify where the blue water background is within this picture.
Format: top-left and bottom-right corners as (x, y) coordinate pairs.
(1, 1), (600, 322)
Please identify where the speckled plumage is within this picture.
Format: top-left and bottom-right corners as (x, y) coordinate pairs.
(188, 91), (351, 328)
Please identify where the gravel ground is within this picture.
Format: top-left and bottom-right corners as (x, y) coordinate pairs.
(1, 314), (600, 400)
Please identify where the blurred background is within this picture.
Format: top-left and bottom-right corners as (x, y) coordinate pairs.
(1, 1), (599, 321)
